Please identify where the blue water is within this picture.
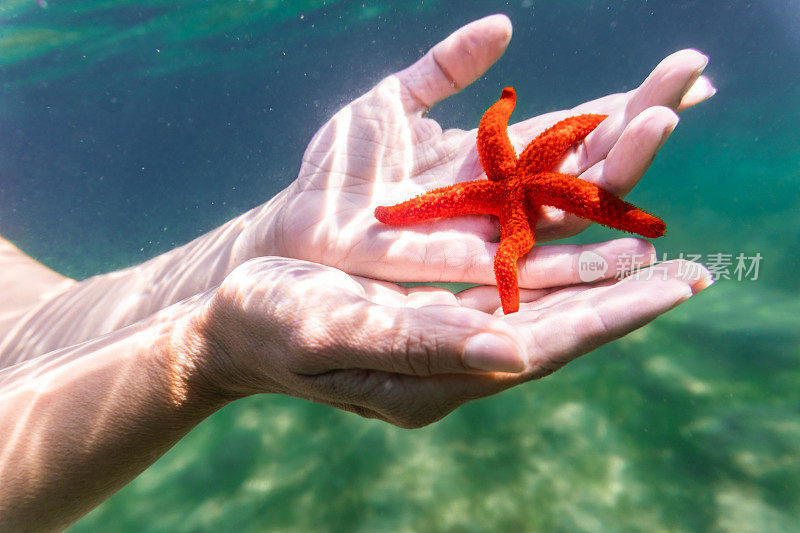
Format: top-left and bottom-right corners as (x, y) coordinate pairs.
(2, 1), (799, 531)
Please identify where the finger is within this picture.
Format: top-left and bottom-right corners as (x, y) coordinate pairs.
(677, 75), (717, 112)
(455, 284), (573, 316)
(455, 284), (554, 314)
(625, 49), (711, 119)
(519, 278), (617, 313)
(457, 285), (517, 314)
(370, 229), (656, 290)
(593, 105), (679, 195)
(515, 238), (656, 289)
(393, 14), (513, 114)
(568, 75), (714, 118)
(575, 49), (711, 165)
(545, 259), (712, 310)
(359, 281), (461, 309)
(506, 259), (713, 377)
(533, 106), (678, 241)
(510, 50), (711, 174)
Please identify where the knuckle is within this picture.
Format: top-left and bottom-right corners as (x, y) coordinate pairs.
(578, 304), (613, 339)
(394, 326), (436, 376)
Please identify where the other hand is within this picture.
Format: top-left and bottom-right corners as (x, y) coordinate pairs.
(186, 255), (711, 428)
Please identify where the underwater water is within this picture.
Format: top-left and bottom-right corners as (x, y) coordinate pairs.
(1, 0), (799, 531)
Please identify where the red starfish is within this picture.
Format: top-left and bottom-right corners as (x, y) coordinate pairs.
(375, 87), (666, 314)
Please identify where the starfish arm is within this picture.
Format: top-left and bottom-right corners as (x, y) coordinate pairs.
(517, 114), (608, 175)
(529, 173), (666, 238)
(374, 180), (503, 225)
(494, 199), (535, 314)
(477, 87), (518, 181)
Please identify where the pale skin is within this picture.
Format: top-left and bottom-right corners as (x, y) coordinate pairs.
(0, 14), (715, 531)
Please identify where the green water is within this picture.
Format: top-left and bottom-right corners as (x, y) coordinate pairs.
(1, 1), (799, 531)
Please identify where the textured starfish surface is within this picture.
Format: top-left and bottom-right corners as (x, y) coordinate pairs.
(375, 87), (666, 314)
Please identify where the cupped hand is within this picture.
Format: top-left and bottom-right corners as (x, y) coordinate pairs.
(188, 255), (711, 428)
(251, 14), (715, 289)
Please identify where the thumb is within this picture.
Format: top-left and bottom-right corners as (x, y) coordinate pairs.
(394, 14), (513, 114)
(294, 303), (526, 376)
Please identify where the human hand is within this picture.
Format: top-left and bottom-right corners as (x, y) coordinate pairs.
(0, 15), (716, 363)
(249, 14), (715, 289)
(186, 255), (711, 428)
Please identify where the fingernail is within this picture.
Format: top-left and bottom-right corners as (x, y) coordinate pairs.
(660, 119), (678, 148)
(689, 266), (715, 294)
(462, 333), (524, 373)
(699, 76), (718, 98)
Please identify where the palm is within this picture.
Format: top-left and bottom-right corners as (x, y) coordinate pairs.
(276, 81), (483, 273)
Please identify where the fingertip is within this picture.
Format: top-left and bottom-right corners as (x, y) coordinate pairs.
(629, 259), (714, 300)
(629, 104), (680, 143)
(691, 273), (715, 294)
(462, 332), (525, 373)
(660, 109), (680, 145)
(485, 13), (514, 46)
(593, 105), (678, 194)
(628, 49), (711, 118)
(456, 14), (513, 56)
(668, 48), (709, 72)
(606, 237), (657, 260)
(674, 260), (715, 294)
(677, 75), (717, 112)
(431, 13), (513, 91)
(396, 14), (513, 111)
(648, 103), (681, 125)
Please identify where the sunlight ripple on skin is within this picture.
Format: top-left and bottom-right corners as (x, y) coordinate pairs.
(321, 106), (352, 230)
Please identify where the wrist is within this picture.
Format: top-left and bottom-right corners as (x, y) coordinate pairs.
(167, 285), (283, 405)
(163, 291), (246, 409)
(234, 185), (292, 260)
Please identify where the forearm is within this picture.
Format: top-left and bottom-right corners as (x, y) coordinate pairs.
(0, 237), (75, 339)
(0, 189), (288, 366)
(0, 292), (226, 532)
